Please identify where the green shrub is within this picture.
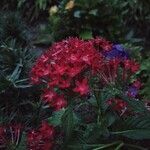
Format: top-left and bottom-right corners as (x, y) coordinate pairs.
(47, 0), (150, 46)
(0, 12), (29, 45)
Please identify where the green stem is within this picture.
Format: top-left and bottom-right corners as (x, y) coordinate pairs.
(94, 90), (102, 124)
(115, 143), (124, 150)
(92, 141), (122, 150)
(68, 144), (106, 149)
(110, 130), (135, 134)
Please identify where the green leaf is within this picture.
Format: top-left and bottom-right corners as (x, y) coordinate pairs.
(74, 11), (81, 18)
(112, 115), (150, 140)
(105, 111), (118, 127)
(62, 106), (75, 143)
(48, 108), (66, 126)
(89, 9), (98, 16)
(0, 75), (11, 92)
(111, 129), (150, 140)
(119, 93), (147, 113)
(16, 132), (27, 150)
(79, 30), (93, 40)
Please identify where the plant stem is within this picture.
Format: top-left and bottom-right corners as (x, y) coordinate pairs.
(115, 142), (124, 150)
(94, 90), (102, 124)
(92, 141), (122, 150)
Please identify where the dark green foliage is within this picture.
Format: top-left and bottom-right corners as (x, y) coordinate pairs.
(139, 58), (150, 99)
(47, 0), (150, 44)
(0, 0), (150, 149)
(0, 39), (43, 128)
(17, 0), (56, 23)
(47, 88), (150, 149)
(0, 0), (58, 23)
(0, 12), (29, 45)
(0, 40), (33, 90)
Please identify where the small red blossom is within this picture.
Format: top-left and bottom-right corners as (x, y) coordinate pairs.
(27, 122), (55, 150)
(107, 98), (127, 115)
(59, 78), (71, 89)
(73, 78), (90, 95)
(132, 80), (142, 89)
(90, 37), (112, 51)
(42, 89), (57, 103)
(51, 95), (67, 110)
(54, 64), (68, 75)
(131, 61), (140, 73)
(42, 89), (67, 110)
(124, 60), (140, 73)
(67, 66), (83, 77)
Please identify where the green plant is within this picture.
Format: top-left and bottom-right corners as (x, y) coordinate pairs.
(29, 37), (150, 149)
(17, 0), (58, 23)
(38, 0), (149, 45)
(0, 12), (29, 45)
(0, 40), (43, 127)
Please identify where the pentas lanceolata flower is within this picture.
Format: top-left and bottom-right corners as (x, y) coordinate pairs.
(27, 122), (55, 150)
(31, 37), (107, 110)
(31, 37), (140, 114)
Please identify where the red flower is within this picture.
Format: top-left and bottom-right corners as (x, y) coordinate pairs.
(131, 61), (140, 73)
(43, 143), (53, 150)
(124, 60), (140, 73)
(27, 122), (55, 150)
(42, 89), (57, 103)
(30, 37), (140, 113)
(132, 80), (142, 89)
(39, 122), (55, 139)
(67, 65), (83, 77)
(31, 37), (104, 110)
(54, 64), (68, 75)
(73, 78), (90, 95)
(51, 95), (67, 110)
(59, 78), (71, 89)
(107, 98), (127, 115)
(90, 37), (112, 51)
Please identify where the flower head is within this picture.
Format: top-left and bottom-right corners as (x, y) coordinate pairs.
(73, 78), (90, 95)
(31, 37), (140, 112)
(31, 37), (105, 109)
(27, 122), (55, 150)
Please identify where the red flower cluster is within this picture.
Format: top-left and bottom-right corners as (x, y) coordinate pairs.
(107, 98), (127, 115)
(31, 37), (140, 113)
(42, 89), (67, 110)
(98, 58), (140, 85)
(27, 122), (55, 150)
(0, 124), (22, 148)
(90, 36), (112, 51)
(31, 37), (112, 110)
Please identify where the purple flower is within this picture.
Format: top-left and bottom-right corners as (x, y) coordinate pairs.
(104, 44), (129, 59)
(127, 86), (138, 98)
